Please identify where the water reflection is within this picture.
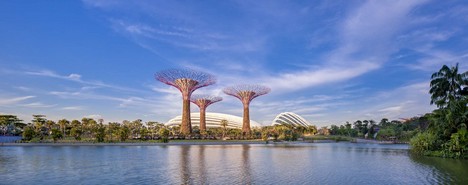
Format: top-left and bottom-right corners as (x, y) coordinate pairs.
(1, 143), (468, 184)
(179, 145), (191, 184)
(196, 145), (207, 185)
(241, 144), (252, 184)
(411, 155), (468, 184)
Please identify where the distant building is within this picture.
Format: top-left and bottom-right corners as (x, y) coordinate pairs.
(166, 112), (261, 129)
(272, 112), (312, 127)
(318, 127), (330, 136)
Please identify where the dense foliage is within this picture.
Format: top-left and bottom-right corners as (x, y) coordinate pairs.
(410, 63), (468, 159)
(327, 117), (427, 142)
(0, 114), (317, 143)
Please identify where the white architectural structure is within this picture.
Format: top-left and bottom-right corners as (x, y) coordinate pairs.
(272, 112), (311, 127)
(166, 112), (261, 129)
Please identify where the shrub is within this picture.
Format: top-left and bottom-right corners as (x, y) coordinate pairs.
(30, 137), (41, 143)
(377, 127), (399, 141)
(51, 128), (63, 142)
(22, 126), (36, 141)
(410, 132), (438, 155)
(70, 127), (82, 141)
(159, 127), (170, 143)
(442, 129), (468, 158)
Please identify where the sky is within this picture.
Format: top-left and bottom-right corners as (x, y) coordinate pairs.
(1, 0), (468, 127)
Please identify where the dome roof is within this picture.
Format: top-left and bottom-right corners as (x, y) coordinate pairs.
(272, 112), (311, 127)
(166, 112), (261, 128)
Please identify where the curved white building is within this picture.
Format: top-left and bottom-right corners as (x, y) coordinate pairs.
(272, 112), (311, 127)
(166, 112), (261, 129)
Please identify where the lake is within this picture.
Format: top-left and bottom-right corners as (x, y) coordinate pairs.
(1, 142), (467, 184)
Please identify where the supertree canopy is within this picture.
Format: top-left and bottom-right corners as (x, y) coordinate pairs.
(155, 69), (216, 135)
(190, 94), (223, 132)
(223, 84), (270, 134)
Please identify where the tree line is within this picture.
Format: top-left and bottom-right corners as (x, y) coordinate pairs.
(0, 114), (318, 143)
(327, 116), (429, 142)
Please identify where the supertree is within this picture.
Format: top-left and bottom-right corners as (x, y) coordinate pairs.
(155, 69), (216, 135)
(223, 84), (270, 134)
(190, 94), (222, 132)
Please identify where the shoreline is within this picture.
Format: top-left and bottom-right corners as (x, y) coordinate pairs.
(0, 139), (409, 147)
(0, 140), (270, 147)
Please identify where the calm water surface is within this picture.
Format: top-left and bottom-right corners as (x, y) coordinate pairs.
(1, 143), (467, 184)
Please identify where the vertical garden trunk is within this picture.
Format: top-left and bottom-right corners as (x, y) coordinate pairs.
(200, 108), (206, 132)
(181, 97), (192, 135)
(242, 103), (251, 134)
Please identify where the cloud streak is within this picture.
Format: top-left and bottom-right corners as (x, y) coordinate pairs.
(0, 96), (35, 106)
(24, 69), (144, 93)
(267, 62), (379, 92)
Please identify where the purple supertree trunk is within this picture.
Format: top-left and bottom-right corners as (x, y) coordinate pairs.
(223, 84), (270, 135)
(155, 69), (216, 135)
(190, 95), (222, 132)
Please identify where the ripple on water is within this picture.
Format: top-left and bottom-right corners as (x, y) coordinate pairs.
(0, 143), (467, 184)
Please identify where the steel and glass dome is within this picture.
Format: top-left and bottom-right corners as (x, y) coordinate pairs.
(272, 112), (311, 127)
(166, 112), (261, 129)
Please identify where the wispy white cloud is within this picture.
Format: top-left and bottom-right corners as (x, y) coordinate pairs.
(259, 0), (428, 93)
(62, 106), (84, 111)
(110, 19), (267, 54)
(14, 86), (32, 91)
(344, 82), (433, 122)
(20, 102), (57, 108)
(0, 95), (35, 106)
(408, 50), (468, 71)
(25, 70), (82, 81)
(24, 69), (143, 93)
(378, 106), (402, 113)
(267, 63), (379, 93)
(49, 83), (183, 122)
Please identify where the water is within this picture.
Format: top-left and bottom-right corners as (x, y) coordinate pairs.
(1, 143), (467, 184)
(0, 136), (21, 143)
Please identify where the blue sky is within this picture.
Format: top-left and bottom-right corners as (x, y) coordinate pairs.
(1, 0), (467, 126)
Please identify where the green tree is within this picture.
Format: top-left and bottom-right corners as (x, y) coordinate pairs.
(220, 119), (228, 139)
(107, 122), (120, 142)
(0, 115), (23, 135)
(119, 126), (130, 142)
(82, 118), (98, 138)
(32, 115), (47, 139)
(130, 119), (143, 139)
(70, 127), (82, 140)
(58, 119), (69, 137)
(430, 63), (468, 108)
(330, 125), (339, 135)
(95, 123), (106, 142)
(379, 118), (390, 127)
(159, 127), (170, 143)
(140, 127), (149, 140)
(45, 120), (56, 136)
(51, 128), (63, 142)
(88, 119), (98, 138)
(22, 126), (35, 141)
(71, 119), (81, 135)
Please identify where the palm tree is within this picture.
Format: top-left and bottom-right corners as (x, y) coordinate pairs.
(220, 119), (228, 139)
(45, 120), (55, 136)
(430, 63), (468, 108)
(58, 119), (69, 137)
